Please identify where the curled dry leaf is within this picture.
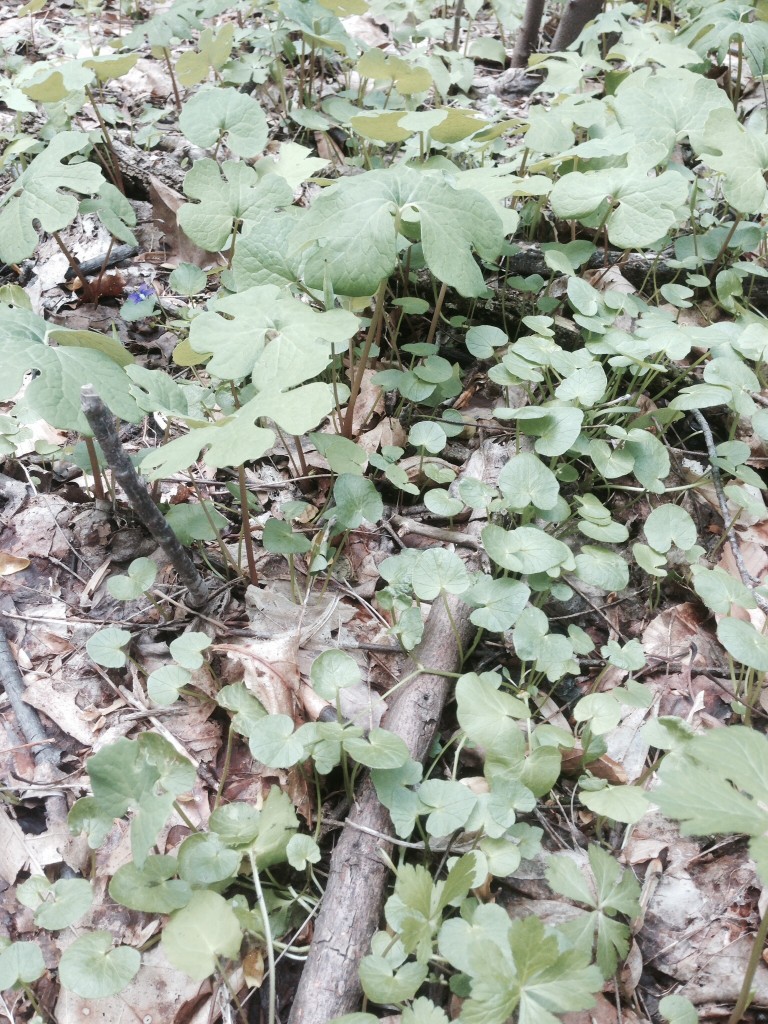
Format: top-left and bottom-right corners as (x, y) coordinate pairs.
(218, 635), (300, 719)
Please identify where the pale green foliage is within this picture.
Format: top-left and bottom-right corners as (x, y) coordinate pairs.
(655, 727), (768, 883)
(7, 0), (768, 1013)
(293, 164), (504, 296)
(0, 132), (103, 263)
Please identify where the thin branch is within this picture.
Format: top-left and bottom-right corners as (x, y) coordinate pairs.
(80, 385), (209, 609)
(0, 624), (60, 768)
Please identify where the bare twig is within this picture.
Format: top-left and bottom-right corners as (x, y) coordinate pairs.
(80, 386), (209, 609)
(0, 624), (60, 768)
(389, 513), (480, 549)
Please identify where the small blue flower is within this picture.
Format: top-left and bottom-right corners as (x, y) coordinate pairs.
(127, 282), (154, 303)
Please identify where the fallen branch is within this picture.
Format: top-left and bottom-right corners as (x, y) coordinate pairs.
(288, 441), (506, 1024)
(80, 386), (209, 609)
(0, 624), (60, 769)
(287, 584), (479, 1024)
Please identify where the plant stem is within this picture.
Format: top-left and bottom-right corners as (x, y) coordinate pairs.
(163, 47), (183, 112)
(84, 436), (106, 500)
(80, 386), (209, 608)
(425, 281), (448, 348)
(342, 278), (387, 439)
(237, 464), (259, 585)
(51, 231), (86, 284)
(85, 86), (125, 194)
(249, 850), (277, 1024)
(728, 902), (768, 1024)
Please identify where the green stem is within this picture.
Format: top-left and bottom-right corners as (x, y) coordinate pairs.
(728, 903), (768, 1024)
(173, 800), (198, 832)
(85, 86), (125, 194)
(163, 48), (183, 112)
(342, 278), (387, 439)
(214, 726), (234, 810)
(249, 850), (276, 1024)
(237, 464), (259, 585)
(425, 281), (448, 348)
(84, 435), (106, 500)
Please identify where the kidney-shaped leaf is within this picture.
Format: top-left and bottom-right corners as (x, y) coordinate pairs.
(58, 933), (140, 998)
(162, 890), (243, 980)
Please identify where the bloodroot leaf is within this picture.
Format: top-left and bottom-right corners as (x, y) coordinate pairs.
(179, 86), (268, 157)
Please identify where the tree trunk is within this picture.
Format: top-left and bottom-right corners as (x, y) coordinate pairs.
(510, 0), (547, 66)
(549, 0), (603, 51)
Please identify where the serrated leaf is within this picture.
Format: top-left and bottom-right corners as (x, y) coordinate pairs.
(655, 727), (768, 869)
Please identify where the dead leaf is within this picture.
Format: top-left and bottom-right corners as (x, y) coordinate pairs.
(219, 635), (301, 718)
(0, 551), (30, 575)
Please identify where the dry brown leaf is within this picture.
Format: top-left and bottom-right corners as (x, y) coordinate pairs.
(642, 602), (711, 663)
(0, 550), (31, 575)
(218, 635), (301, 718)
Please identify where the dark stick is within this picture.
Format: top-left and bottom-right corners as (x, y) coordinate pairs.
(0, 623), (60, 768)
(80, 385), (210, 609)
